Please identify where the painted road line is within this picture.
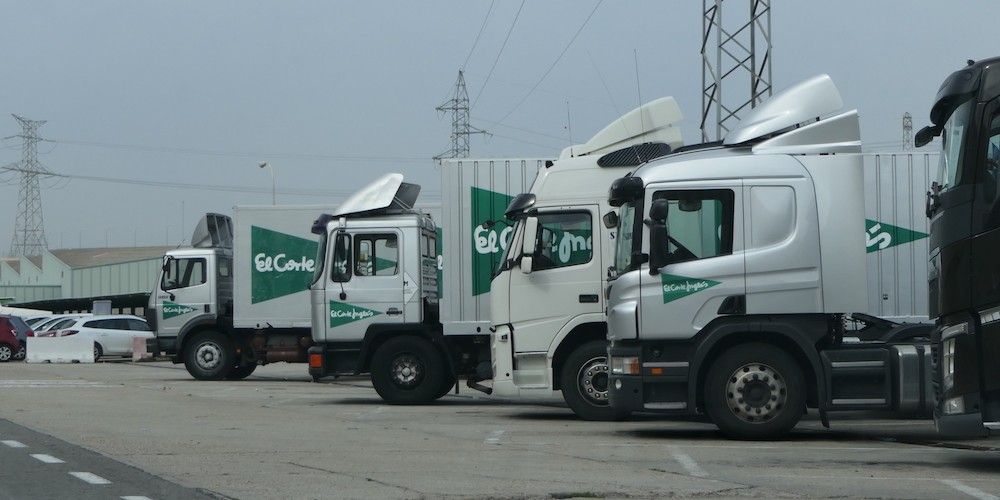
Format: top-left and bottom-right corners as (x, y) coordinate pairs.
(1, 440), (27, 448)
(668, 446), (709, 478)
(484, 430), (506, 445)
(69, 472), (112, 485)
(121, 496), (154, 500)
(30, 454), (65, 464)
(941, 479), (1000, 500)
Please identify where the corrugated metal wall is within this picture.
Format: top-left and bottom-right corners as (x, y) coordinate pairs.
(70, 259), (161, 298)
(864, 152), (937, 323)
(0, 285), (61, 302)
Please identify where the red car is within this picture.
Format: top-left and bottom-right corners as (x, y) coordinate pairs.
(0, 316), (24, 362)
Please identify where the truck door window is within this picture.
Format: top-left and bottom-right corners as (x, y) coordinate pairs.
(330, 233), (352, 283)
(532, 212), (593, 271)
(162, 258), (207, 290)
(652, 189), (734, 265)
(354, 234), (399, 277)
(982, 112), (1000, 228)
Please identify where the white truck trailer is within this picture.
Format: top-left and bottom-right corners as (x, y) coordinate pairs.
(148, 206), (338, 380)
(602, 75), (937, 438)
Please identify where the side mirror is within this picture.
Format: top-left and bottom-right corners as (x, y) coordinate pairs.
(646, 199), (670, 275)
(602, 211), (619, 229)
(520, 216), (538, 274)
(915, 125), (940, 148)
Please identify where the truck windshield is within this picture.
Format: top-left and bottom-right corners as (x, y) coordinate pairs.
(311, 231), (328, 285)
(936, 98), (974, 190)
(613, 202), (638, 275)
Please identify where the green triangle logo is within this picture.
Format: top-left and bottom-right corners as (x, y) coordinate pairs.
(162, 300), (196, 319)
(661, 274), (721, 304)
(251, 226), (319, 303)
(470, 187), (515, 296)
(865, 219), (928, 253)
(329, 301), (382, 328)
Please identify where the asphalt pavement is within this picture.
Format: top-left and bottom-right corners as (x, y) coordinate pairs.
(0, 360), (998, 499)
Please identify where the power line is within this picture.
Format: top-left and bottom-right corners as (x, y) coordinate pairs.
(462, 0), (496, 70)
(0, 165), (442, 200)
(471, 0), (526, 109)
(494, 0), (604, 125)
(37, 138), (435, 163)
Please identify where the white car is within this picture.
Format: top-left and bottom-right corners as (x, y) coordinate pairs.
(34, 314), (90, 335)
(53, 315), (153, 360)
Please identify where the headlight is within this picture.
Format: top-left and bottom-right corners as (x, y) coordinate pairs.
(942, 337), (956, 391)
(611, 356), (640, 375)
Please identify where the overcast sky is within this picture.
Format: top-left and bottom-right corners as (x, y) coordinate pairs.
(0, 1), (996, 250)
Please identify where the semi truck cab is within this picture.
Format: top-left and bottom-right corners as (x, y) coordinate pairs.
(489, 97), (684, 420)
(918, 56), (1000, 436)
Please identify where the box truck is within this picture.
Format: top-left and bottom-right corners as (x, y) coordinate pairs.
(600, 74), (946, 439)
(148, 206), (338, 380)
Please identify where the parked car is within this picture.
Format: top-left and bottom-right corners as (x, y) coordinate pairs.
(23, 315), (52, 327)
(33, 314), (89, 336)
(53, 315), (153, 360)
(0, 315), (34, 360)
(0, 316), (23, 362)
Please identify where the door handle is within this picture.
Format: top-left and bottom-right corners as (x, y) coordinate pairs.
(579, 294), (599, 303)
(386, 308), (402, 315)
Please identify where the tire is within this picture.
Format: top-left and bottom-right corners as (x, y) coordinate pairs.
(14, 345), (25, 361)
(370, 336), (446, 404)
(225, 363), (257, 380)
(0, 343), (13, 362)
(560, 340), (631, 421)
(93, 343), (103, 362)
(434, 374), (458, 400)
(703, 342), (806, 440)
(183, 331), (235, 381)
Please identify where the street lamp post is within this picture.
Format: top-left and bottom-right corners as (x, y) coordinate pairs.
(259, 162), (276, 205)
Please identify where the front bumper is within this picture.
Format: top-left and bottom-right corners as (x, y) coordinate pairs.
(932, 320), (990, 437)
(608, 343), (692, 415)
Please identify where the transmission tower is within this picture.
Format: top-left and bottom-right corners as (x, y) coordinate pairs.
(5, 115), (52, 256)
(435, 70), (487, 160)
(701, 0), (773, 142)
(902, 112), (913, 150)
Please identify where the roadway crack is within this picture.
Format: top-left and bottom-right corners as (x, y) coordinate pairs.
(287, 461), (425, 497)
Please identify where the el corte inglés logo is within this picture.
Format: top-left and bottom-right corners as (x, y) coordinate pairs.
(162, 301), (196, 319)
(660, 274), (721, 304)
(251, 226), (318, 304)
(329, 301), (382, 328)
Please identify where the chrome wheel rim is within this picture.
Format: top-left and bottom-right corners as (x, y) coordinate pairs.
(390, 353), (423, 388)
(195, 341), (223, 371)
(726, 362), (786, 423)
(0, 345), (11, 361)
(577, 356), (610, 406)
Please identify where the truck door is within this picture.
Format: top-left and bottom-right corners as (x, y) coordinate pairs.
(639, 183), (746, 339)
(325, 230), (406, 341)
(156, 256), (212, 337)
(509, 207), (602, 353)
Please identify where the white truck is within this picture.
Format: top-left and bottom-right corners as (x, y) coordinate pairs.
(602, 75), (937, 438)
(148, 206), (337, 380)
(305, 99), (685, 411)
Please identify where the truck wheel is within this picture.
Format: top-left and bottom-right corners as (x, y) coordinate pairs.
(560, 340), (631, 421)
(183, 331), (235, 381)
(704, 343), (806, 440)
(434, 374), (457, 400)
(370, 336), (446, 404)
(225, 363), (257, 380)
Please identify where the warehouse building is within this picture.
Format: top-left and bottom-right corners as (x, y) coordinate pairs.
(0, 246), (172, 313)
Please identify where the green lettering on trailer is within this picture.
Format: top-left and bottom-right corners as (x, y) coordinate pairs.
(251, 226), (318, 303)
(471, 187), (515, 296)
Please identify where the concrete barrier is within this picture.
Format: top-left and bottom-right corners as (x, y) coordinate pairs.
(26, 337), (95, 363)
(132, 337), (153, 361)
